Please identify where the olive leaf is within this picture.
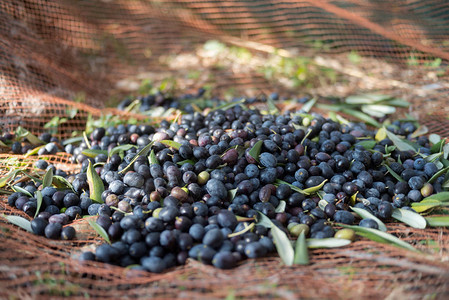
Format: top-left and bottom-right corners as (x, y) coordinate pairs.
(52, 175), (74, 191)
(341, 108), (381, 128)
(428, 166), (449, 184)
(0, 169), (20, 188)
(425, 216), (449, 227)
(302, 179), (328, 195)
(422, 192), (449, 202)
(81, 149), (108, 158)
(119, 142), (154, 174)
(384, 164), (405, 182)
(160, 140), (181, 150)
(267, 96), (279, 115)
(391, 208), (426, 229)
(62, 136), (84, 146)
(355, 140), (376, 150)
(351, 206), (387, 232)
(15, 127), (43, 145)
(275, 179), (307, 194)
(25, 145), (45, 157)
(361, 104), (396, 118)
(306, 238), (351, 248)
(411, 200), (442, 213)
(293, 231), (309, 265)
(337, 224), (417, 252)
(2, 214), (32, 232)
(34, 190), (43, 218)
(385, 130), (417, 152)
(301, 98), (316, 113)
(109, 144), (137, 157)
(375, 127), (387, 141)
(177, 159), (196, 166)
(248, 140), (263, 163)
(88, 219), (111, 244)
(275, 200), (286, 213)
(271, 224), (294, 266)
(11, 185), (33, 197)
(83, 131), (91, 149)
(86, 160), (104, 204)
(42, 168), (53, 188)
(228, 188), (238, 201)
(429, 133), (442, 145)
(345, 94), (391, 105)
(209, 98), (245, 113)
(410, 126), (429, 139)
(148, 149), (159, 165)
(256, 212), (293, 266)
(255, 211), (273, 228)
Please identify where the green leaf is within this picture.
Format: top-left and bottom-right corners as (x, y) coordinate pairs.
(88, 219), (111, 244)
(384, 98), (409, 108)
(341, 108), (381, 128)
(0, 169), (20, 188)
(306, 238), (351, 248)
(108, 144), (137, 158)
(362, 104), (396, 116)
(256, 211), (273, 228)
(81, 149), (108, 158)
(25, 145), (45, 157)
(160, 140), (181, 150)
(119, 142), (154, 174)
(15, 127), (44, 145)
(62, 136), (84, 146)
(345, 94), (391, 105)
(1, 214), (32, 232)
(177, 159), (196, 166)
(267, 96), (279, 115)
(271, 223), (294, 266)
(229, 189), (238, 201)
(428, 166), (449, 183)
(422, 192), (449, 202)
(391, 208), (426, 229)
(52, 175), (74, 191)
(337, 224), (417, 252)
(42, 168), (53, 188)
(301, 98), (316, 113)
(11, 185), (33, 197)
(86, 161), (104, 203)
(248, 140), (263, 163)
(302, 179), (328, 194)
(411, 200), (442, 213)
(410, 126), (429, 139)
(425, 216), (449, 227)
(429, 134), (441, 145)
(355, 140), (377, 150)
(275, 200), (286, 213)
(351, 206), (387, 232)
(227, 222), (255, 238)
(209, 99), (245, 113)
(148, 149), (158, 165)
(294, 231), (309, 265)
(385, 130), (417, 152)
(34, 190), (43, 218)
(384, 164), (405, 182)
(431, 139), (445, 154)
(275, 179), (307, 194)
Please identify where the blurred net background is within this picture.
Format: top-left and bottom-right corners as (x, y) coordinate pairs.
(1, 0), (449, 298)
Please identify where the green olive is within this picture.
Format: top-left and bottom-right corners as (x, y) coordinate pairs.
(421, 183), (434, 198)
(289, 224), (310, 237)
(334, 228), (356, 241)
(197, 171), (210, 185)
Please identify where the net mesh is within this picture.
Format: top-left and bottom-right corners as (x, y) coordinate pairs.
(1, 0), (449, 298)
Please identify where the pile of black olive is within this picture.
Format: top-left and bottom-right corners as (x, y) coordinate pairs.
(4, 95), (442, 272)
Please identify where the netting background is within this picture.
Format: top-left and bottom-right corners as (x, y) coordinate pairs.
(1, 0), (449, 298)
